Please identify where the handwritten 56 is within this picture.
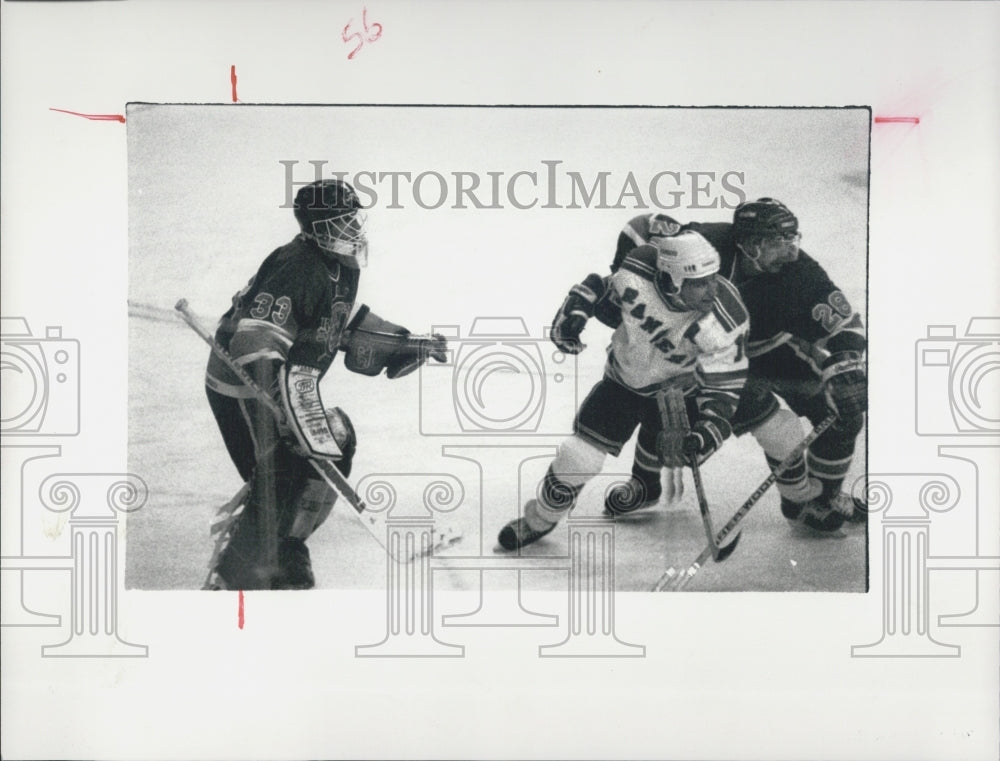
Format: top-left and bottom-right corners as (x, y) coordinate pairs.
(343, 8), (383, 60)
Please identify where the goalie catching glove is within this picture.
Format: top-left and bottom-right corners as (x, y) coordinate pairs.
(550, 273), (607, 354)
(821, 351), (867, 419)
(343, 304), (448, 379)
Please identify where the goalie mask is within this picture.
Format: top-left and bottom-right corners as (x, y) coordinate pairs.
(294, 179), (369, 268)
(653, 230), (721, 310)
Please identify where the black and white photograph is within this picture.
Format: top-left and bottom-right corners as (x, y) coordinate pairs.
(2, 2), (998, 760)
(126, 105), (870, 594)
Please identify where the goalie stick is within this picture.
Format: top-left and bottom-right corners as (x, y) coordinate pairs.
(175, 299), (460, 563)
(657, 388), (741, 564)
(652, 413), (837, 592)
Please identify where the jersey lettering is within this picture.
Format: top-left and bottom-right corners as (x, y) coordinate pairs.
(249, 292), (274, 319)
(653, 337), (677, 353)
(317, 316), (333, 339)
(247, 291), (294, 327)
(640, 316), (664, 333)
(329, 302), (351, 353)
(811, 290), (853, 332)
(272, 296), (292, 325)
(649, 217), (681, 236)
(734, 332), (746, 362)
(624, 294), (679, 354)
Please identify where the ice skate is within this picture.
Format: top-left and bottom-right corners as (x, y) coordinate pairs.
(498, 500), (557, 550)
(273, 537), (315, 589)
(604, 477), (662, 515)
(780, 496), (846, 533)
(830, 491), (868, 523)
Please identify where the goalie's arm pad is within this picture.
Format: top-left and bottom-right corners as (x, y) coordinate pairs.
(279, 363), (343, 459)
(341, 304), (447, 379)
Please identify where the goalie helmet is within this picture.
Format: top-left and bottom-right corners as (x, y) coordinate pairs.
(654, 230), (721, 295)
(294, 179), (368, 268)
(732, 197), (799, 245)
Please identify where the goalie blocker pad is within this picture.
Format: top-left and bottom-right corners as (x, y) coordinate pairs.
(279, 364), (343, 459)
(343, 304), (430, 379)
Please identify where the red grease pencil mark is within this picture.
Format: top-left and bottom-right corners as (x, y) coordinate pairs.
(49, 108), (125, 123)
(231, 65), (238, 102)
(874, 116), (920, 124)
(342, 7), (383, 60)
(238, 589), (245, 629)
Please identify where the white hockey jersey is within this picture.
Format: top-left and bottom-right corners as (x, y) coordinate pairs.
(603, 244), (749, 417)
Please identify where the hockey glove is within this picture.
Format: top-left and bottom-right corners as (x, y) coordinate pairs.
(385, 332), (448, 379)
(683, 418), (730, 464)
(821, 351), (867, 419)
(551, 273), (606, 354)
(343, 305), (448, 379)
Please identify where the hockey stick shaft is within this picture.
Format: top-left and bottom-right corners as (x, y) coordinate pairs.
(653, 413), (837, 591)
(711, 413), (836, 548)
(688, 453), (718, 555)
(174, 299), (386, 550)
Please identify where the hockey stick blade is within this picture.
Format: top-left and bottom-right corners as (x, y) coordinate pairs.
(175, 299), (462, 563)
(713, 530), (741, 561)
(651, 414), (837, 591)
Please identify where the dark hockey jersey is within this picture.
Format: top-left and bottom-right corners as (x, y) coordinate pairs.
(206, 234), (360, 398)
(614, 214), (866, 382)
(612, 213), (683, 272)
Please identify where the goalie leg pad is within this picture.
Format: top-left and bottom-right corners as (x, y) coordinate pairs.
(214, 505), (265, 590)
(288, 479), (337, 539)
(323, 406), (357, 474)
(287, 406), (356, 538)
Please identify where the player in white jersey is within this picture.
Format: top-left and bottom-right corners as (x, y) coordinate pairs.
(497, 231), (749, 550)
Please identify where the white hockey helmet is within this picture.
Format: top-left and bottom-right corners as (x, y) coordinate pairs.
(654, 230), (721, 293)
